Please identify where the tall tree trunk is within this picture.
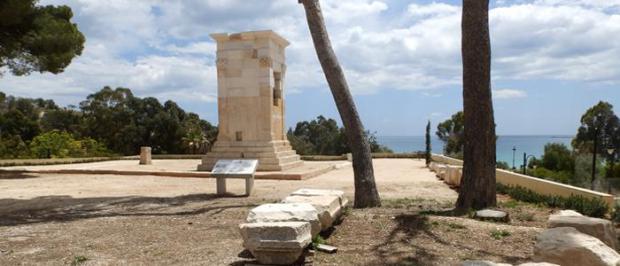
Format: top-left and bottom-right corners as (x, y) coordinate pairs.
(456, 0), (497, 212)
(299, 0), (381, 208)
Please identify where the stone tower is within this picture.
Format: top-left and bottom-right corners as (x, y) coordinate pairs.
(197, 30), (303, 171)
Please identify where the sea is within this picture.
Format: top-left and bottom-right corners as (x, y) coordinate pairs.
(377, 135), (573, 167)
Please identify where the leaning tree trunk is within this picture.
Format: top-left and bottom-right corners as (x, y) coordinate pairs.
(299, 0), (381, 208)
(456, 0), (497, 212)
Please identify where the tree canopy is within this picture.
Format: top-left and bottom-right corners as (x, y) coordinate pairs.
(287, 115), (392, 156)
(0, 0), (85, 76)
(572, 101), (620, 160)
(436, 111), (464, 157)
(0, 87), (217, 158)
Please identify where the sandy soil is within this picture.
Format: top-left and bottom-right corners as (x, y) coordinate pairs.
(0, 159), (550, 265)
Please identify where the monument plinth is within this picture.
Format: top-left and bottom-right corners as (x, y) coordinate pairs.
(198, 30), (303, 171)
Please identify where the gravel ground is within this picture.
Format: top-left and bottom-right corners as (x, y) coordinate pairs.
(0, 159), (548, 265)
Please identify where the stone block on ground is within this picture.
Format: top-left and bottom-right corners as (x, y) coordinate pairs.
(474, 209), (510, 223)
(445, 166), (463, 186)
(517, 263), (559, 266)
(290, 188), (349, 208)
(460, 260), (512, 266)
(282, 195), (342, 229)
(548, 210), (618, 250)
(139, 146), (152, 165)
(534, 227), (620, 266)
(246, 203), (321, 237)
(435, 165), (447, 179)
(239, 221), (311, 265)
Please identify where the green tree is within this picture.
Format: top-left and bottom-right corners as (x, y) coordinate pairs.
(528, 143), (576, 185)
(425, 120), (432, 165)
(0, 0), (85, 76)
(287, 116), (391, 156)
(40, 108), (82, 135)
(572, 101), (620, 161)
(29, 130), (78, 158)
(436, 111), (464, 157)
(456, 0), (497, 212)
(540, 143), (575, 173)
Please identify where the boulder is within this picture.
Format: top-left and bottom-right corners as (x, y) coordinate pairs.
(290, 188), (349, 208)
(548, 210), (618, 250)
(246, 203), (321, 237)
(534, 227), (620, 266)
(282, 195), (342, 229)
(460, 260), (512, 266)
(474, 209), (510, 223)
(239, 222), (311, 265)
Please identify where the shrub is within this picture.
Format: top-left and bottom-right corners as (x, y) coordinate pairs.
(29, 130), (78, 158)
(496, 161), (510, 170)
(496, 183), (609, 218)
(29, 130), (112, 158)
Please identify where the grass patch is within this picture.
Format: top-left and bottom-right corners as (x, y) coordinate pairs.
(446, 222), (467, 230)
(514, 211), (535, 222)
(312, 235), (326, 249)
(382, 197), (426, 208)
(71, 255), (88, 266)
(490, 229), (511, 240)
(496, 183), (609, 218)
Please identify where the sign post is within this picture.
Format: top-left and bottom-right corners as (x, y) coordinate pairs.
(211, 159), (259, 196)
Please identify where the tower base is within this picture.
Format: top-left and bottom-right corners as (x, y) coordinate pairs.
(197, 140), (303, 171)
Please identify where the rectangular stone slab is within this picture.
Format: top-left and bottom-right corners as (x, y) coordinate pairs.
(282, 195), (342, 229)
(246, 203), (321, 237)
(239, 221), (311, 265)
(290, 188), (349, 208)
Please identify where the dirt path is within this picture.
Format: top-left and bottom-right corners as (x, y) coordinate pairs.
(0, 159), (460, 265)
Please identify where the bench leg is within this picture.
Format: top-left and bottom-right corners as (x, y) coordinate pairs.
(216, 177), (226, 196)
(245, 177), (254, 196)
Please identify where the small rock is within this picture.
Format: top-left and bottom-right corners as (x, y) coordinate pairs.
(534, 227), (620, 266)
(461, 260), (512, 266)
(517, 263), (559, 266)
(474, 209), (509, 223)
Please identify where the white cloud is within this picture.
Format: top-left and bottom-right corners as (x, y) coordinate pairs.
(2, 0), (620, 107)
(493, 89), (528, 99)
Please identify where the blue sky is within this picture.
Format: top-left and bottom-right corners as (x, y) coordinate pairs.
(1, 0), (619, 136)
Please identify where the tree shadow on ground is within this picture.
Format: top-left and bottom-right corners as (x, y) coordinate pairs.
(367, 212), (526, 265)
(0, 171), (40, 180)
(0, 193), (258, 226)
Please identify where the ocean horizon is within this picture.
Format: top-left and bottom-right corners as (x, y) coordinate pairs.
(377, 135), (574, 168)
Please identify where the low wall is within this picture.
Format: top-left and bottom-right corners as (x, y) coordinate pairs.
(431, 154), (615, 208)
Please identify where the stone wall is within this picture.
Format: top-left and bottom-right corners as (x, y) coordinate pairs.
(431, 154), (614, 208)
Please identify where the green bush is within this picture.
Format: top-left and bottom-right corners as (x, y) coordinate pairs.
(29, 130), (112, 158)
(496, 183), (609, 218)
(605, 163), (620, 178)
(496, 161), (510, 170)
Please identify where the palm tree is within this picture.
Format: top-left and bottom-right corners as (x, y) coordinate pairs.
(299, 0), (381, 208)
(456, 0), (497, 212)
